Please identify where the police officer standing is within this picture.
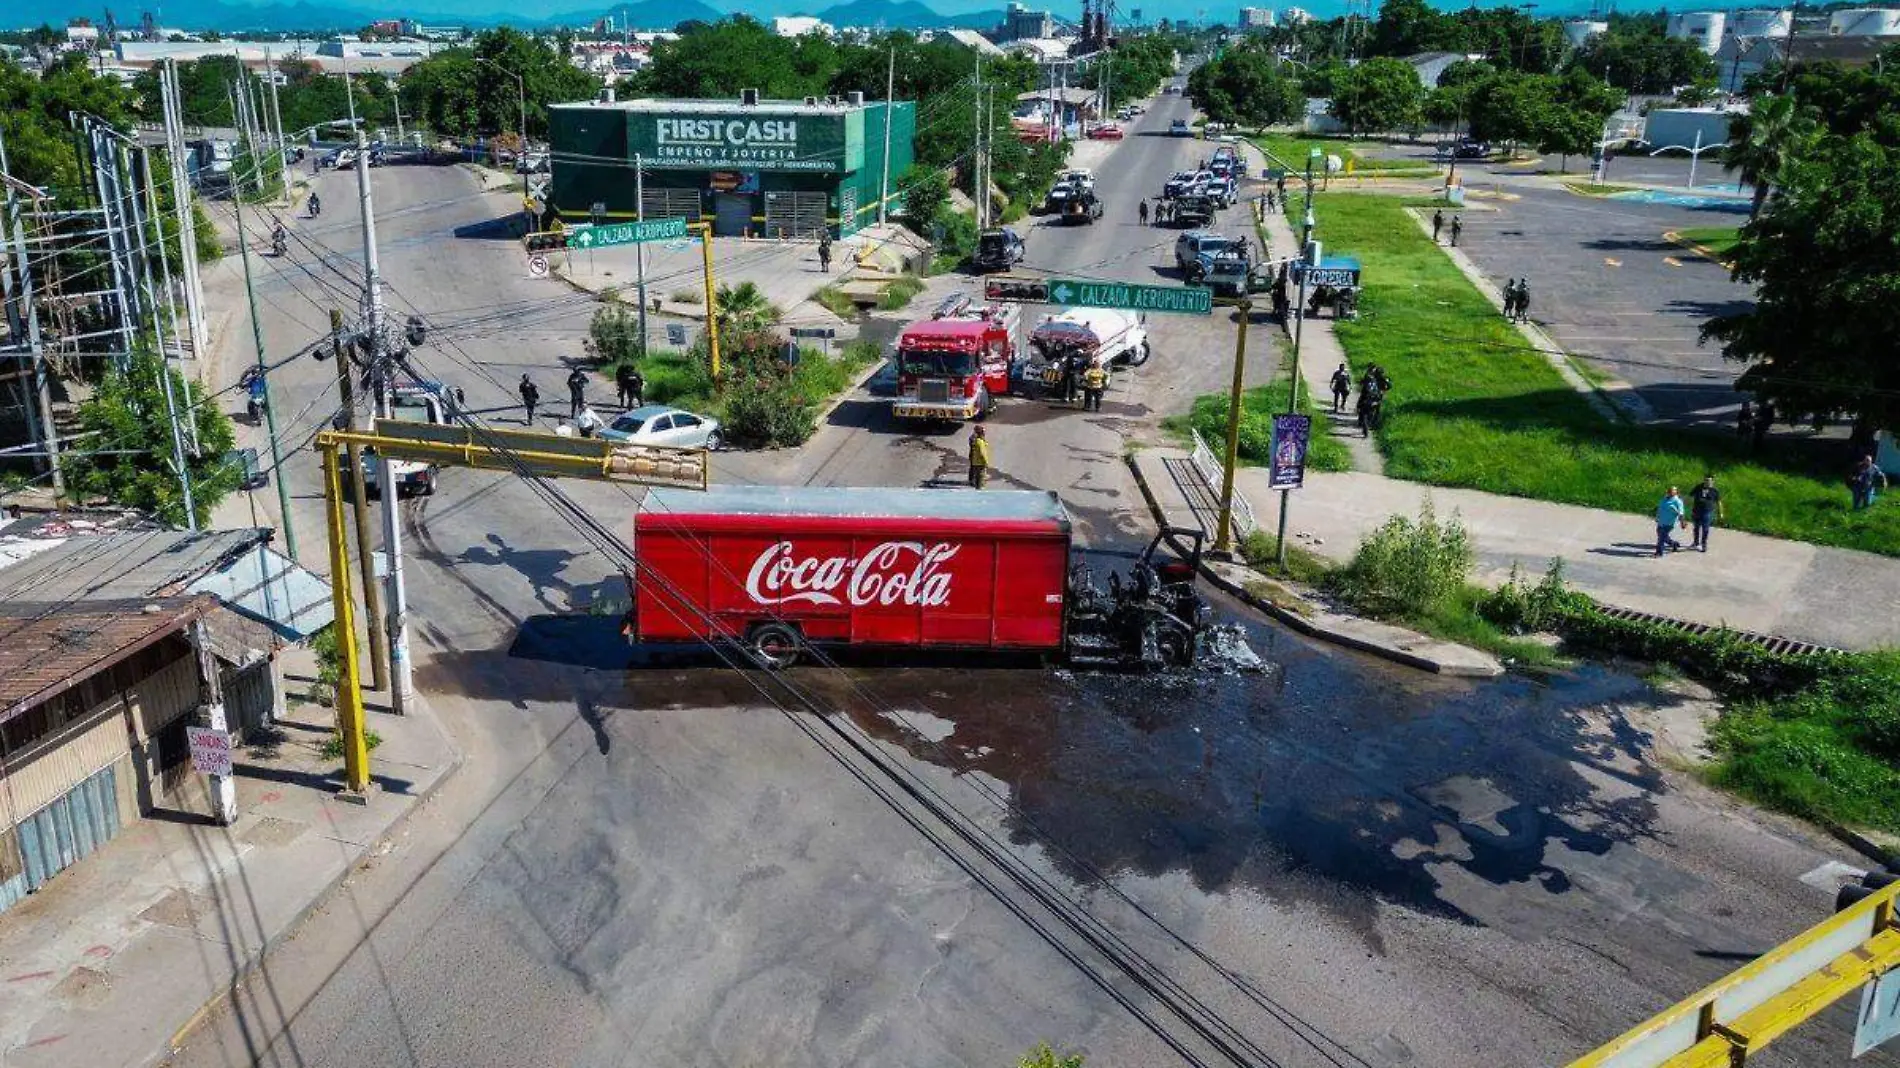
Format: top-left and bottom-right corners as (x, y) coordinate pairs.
(1082, 361), (1108, 412)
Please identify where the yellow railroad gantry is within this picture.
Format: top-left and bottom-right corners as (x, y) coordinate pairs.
(312, 423), (710, 795)
(1571, 880), (1900, 1067)
(691, 221), (720, 380)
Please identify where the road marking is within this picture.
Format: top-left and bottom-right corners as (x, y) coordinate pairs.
(1801, 860), (1863, 893)
(1603, 257), (1622, 267)
(1663, 256), (1684, 267)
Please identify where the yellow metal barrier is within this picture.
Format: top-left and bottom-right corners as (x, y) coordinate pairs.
(1571, 880), (1900, 1067)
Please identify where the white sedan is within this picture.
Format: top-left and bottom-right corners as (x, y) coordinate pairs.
(598, 405), (723, 450)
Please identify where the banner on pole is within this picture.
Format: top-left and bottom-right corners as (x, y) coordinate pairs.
(1267, 414), (1311, 491)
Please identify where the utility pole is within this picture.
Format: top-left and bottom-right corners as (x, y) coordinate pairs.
(266, 48), (289, 197)
(189, 618), (237, 825)
(232, 169), (300, 557)
(162, 61), (207, 358)
(124, 142), (196, 529)
(330, 308), (390, 691)
(878, 44), (895, 226)
(972, 57), (984, 230)
(0, 131), (65, 501)
(1274, 244), (1315, 568)
(391, 84), (405, 144)
(1213, 298), (1252, 556)
(356, 129), (413, 713)
(635, 153), (648, 354)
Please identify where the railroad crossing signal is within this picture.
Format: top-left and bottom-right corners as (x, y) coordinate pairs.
(567, 216), (689, 251)
(1047, 278), (1213, 316)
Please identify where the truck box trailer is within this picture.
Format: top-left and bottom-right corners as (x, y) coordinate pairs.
(628, 486), (1210, 669)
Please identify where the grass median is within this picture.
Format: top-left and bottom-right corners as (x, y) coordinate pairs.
(1315, 192), (1900, 557)
(1675, 225), (1741, 258)
(1167, 370), (1354, 475)
(1250, 134), (1439, 177)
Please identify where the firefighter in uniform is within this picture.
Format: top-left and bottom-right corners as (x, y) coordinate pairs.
(968, 425), (991, 489)
(1081, 360), (1108, 412)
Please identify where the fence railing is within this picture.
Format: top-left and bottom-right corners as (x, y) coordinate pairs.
(1189, 428), (1257, 536)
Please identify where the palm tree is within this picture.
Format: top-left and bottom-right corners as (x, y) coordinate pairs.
(715, 281), (779, 336)
(1724, 93), (1813, 219)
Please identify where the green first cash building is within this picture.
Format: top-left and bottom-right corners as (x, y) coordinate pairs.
(549, 90), (916, 238)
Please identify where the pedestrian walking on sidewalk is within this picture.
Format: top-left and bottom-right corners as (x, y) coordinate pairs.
(1655, 486), (1687, 556)
(818, 232), (833, 273)
(1514, 280), (1532, 323)
(1736, 399), (1755, 442)
(1431, 210), (1444, 244)
(968, 425), (992, 489)
(1140, 199), (1150, 225)
(1851, 454), (1888, 510)
(1329, 363), (1352, 413)
(1502, 279), (1520, 319)
(518, 374), (540, 425)
(1081, 361), (1108, 412)
(1449, 214), (1463, 247)
(566, 366), (589, 418)
(1690, 474), (1724, 552)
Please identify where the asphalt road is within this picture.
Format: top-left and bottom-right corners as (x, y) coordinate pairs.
(170, 103), (1890, 1068)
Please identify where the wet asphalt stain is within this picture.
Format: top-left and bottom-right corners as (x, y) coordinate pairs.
(423, 600), (1666, 946)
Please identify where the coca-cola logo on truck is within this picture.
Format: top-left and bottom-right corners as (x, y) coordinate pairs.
(745, 540), (961, 607)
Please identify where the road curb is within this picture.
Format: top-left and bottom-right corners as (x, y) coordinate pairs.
(163, 696), (465, 1057)
(811, 352), (886, 426)
(1123, 453), (1501, 677)
(1661, 228), (1736, 271)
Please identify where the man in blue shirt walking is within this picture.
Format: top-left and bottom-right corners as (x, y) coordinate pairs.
(1655, 486), (1687, 556)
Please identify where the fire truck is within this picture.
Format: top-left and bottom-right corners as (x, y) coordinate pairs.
(890, 294), (1023, 423)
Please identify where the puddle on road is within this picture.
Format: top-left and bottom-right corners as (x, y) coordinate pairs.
(441, 606), (1669, 937)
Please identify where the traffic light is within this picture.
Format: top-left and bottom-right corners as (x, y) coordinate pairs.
(985, 276), (1048, 303)
(523, 230), (568, 253)
(1838, 864), (1900, 912)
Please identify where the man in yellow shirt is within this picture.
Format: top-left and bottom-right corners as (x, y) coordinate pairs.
(968, 425), (991, 489)
(1081, 361), (1108, 412)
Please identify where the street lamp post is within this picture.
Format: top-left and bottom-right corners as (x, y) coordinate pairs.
(476, 57), (528, 198)
(1649, 130), (1728, 189)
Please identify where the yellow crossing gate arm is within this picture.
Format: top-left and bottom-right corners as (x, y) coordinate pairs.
(1571, 880), (1900, 1067)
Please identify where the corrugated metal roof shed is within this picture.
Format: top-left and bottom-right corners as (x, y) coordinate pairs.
(186, 543), (334, 643)
(0, 529), (269, 604)
(0, 596), (215, 723)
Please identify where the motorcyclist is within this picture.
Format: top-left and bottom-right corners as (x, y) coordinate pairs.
(307, 191), (321, 217)
(242, 367), (268, 422)
(271, 224), (287, 256)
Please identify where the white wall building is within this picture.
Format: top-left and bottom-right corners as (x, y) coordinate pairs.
(1239, 7), (1275, 29)
(1667, 11), (1728, 54)
(1281, 8), (1314, 27)
(1730, 9), (1793, 38)
(1563, 20), (1607, 48)
(772, 16), (835, 37)
(1828, 8), (1900, 36)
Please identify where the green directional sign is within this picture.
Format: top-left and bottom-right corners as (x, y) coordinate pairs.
(1046, 278), (1213, 316)
(568, 216), (689, 250)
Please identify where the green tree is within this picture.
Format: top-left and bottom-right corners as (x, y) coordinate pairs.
(1187, 41), (1303, 127)
(1370, 0), (1460, 57)
(1465, 68), (1546, 152)
(1723, 92), (1816, 219)
(900, 165), (950, 229)
(1703, 130), (1900, 448)
(1018, 1043), (1085, 1068)
(1328, 57), (1424, 137)
(1567, 26), (1715, 95)
(398, 29), (598, 140)
(715, 281), (779, 335)
(64, 353), (240, 527)
(1534, 67), (1622, 170)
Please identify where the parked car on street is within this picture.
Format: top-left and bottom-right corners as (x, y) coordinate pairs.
(1089, 123), (1124, 140)
(1174, 230), (1238, 282)
(600, 405), (724, 450)
(1169, 119), (1193, 137)
(973, 227), (1026, 272)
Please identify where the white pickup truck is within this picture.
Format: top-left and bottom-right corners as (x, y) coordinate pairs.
(1029, 307), (1152, 380)
(363, 383), (452, 498)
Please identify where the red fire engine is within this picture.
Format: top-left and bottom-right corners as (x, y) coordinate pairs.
(626, 486), (1211, 669)
(891, 295), (1021, 423)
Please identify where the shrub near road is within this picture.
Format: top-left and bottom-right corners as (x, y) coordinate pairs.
(1317, 193), (1900, 557)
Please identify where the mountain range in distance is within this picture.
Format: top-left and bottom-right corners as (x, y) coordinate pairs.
(7, 0), (1615, 34)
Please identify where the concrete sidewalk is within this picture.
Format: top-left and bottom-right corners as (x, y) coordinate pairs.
(1242, 468), (1900, 652)
(0, 663), (459, 1067)
(1128, 447), (1502, 676)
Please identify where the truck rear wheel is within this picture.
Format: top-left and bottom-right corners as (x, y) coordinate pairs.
(1128, 342), (1151, 367)
(747, 622), (802, 670)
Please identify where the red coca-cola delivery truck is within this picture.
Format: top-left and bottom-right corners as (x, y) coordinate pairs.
(627, 486), (1210, 669)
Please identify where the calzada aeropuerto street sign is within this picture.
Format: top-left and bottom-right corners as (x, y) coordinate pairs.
(567, 216), (689, 250)
(1048, 278), (1213, 316)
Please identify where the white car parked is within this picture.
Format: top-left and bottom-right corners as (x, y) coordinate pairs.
(598, 405), (723, 450)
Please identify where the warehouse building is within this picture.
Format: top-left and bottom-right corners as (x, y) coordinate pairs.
(548, 90), (916, 238)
